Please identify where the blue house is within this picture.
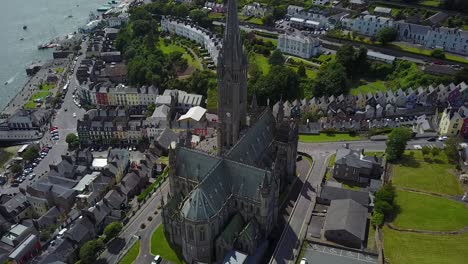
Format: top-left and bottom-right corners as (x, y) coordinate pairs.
(405, 88), (418, 109)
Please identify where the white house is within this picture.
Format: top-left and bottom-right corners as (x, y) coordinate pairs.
(277, 34), (321, 58)
(242, 2), (271, 18)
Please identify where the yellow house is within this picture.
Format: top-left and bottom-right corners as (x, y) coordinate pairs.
(356, 93), (366, 110)
(439, 108), (462, 136)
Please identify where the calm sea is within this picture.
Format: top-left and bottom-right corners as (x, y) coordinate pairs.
(0, 0), (110, 110)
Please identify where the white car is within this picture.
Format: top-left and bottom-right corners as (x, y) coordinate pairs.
(73, 113), (76, 118)
(152, 255), (161, 264)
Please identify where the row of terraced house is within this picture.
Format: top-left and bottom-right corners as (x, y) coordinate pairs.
(272, 82), (467, 121)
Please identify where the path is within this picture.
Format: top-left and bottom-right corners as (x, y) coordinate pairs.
(386, 224), (468, 235)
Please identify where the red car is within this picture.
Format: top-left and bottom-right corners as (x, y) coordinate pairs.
(50, 127), (58, 131)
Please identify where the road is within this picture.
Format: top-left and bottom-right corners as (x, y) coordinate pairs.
(270, 138), (443, 264)
(100, 181), (170, 264)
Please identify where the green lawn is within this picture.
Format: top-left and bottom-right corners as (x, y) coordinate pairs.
(157, 39), (201, 70)
(287, 65), (317, 79)
(24, 83), (55, 109)
(383, 226), (468, 264)
(418, 0), (442, 7)
(364, 152), (385, 158)
(393, 190), (468, 231)
(392, 150), (463, 196)
(151, 225), (184, 264)
(0, 146), (19, 168)
(119, 240), (140, 264)
(55, 67), (64, 74)
(247, 17), (263, 25)
(299, 133), (362, 143)
(367, 226), (376, 251)
(351, 80), (387, 96)
(317, 53), (335, 63)
(255, 35), (277, 46)
(390, 42), (468, 63)
(250, 53), (270, 74)
(328, 154), (336, 167)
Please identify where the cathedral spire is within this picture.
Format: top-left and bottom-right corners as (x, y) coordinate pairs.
(222, 0), (244, 66)
(216, 0), (248, 155)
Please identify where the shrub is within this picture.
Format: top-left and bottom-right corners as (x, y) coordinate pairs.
(140, 223), (146, 229)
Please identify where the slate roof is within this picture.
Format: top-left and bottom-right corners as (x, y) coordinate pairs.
(156, 128), (179, 150)
(219, 214), (244, 243)
(335, 149), (379, 169)
(66, 216), (94, 244)
(226, 110), (275, 166)
(178, 110), (275, 221)
(323, 199), (367, 241)
(320, 186), (369, 206)
(104, 189), (126, 209)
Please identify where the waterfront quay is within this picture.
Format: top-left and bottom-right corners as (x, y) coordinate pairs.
(2, 58), (71, 116)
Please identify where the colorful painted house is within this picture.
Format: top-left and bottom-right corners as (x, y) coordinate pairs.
(439, 107), (463, 136)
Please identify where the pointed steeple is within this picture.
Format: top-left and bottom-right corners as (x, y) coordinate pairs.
(222, 0), (244, 66)
(216, 0), (248, 155)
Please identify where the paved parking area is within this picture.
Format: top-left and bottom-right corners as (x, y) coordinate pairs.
(303, 243), (378, 264)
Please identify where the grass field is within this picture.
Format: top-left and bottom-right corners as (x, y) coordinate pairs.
(255, 35), (278, 46)
(317, 53), (335, 63)
(0, 146), (19, 168)
(151, 225), (184, 264)
(247, 17), (263, 25)
(418, 0), (442, 7)
(383, 226), (468, 264)
(393, 190), (468, 231)
(206, 87), (217, 112)
(157, 39), (201, 70)
(299, 133), (362, 143)
(23, 83), (55, 109)
(351, 80), (387, 95)
(119, 240), (140, 264)
(250, 53), (271, 74)
(392, 150), (463, 196)
(390, 42), (468, 63)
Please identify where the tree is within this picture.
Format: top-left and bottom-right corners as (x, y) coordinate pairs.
(268, 49), (285, 66)
(103, 222), (123, 242)
(455, 67), (468, 84)
(11, 164), (22, 174)
(252, 65), (300, 103)
(431, 147), (440, 157)
(313, 62), (349, 96)
(431, 48), (446, 59)
(66, 133), (78, 144)
(79, 239), (104, 264)
(189, 9), (212, 29)
(22, 146), (39, 162)
(297, 63), (306, 78)
(66, 133), (80, 149)
(372, 182), (397, 225)
(421, 145), (431, 156)
(336, 44), (368, 79)
(371, 211), (384, 227)
(444, 136), (461, 164)
(386, 127), (412, 162)
(376, 27), (398, 45)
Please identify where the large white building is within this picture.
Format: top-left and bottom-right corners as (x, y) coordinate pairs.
(161, 16), (222, 65)
(342, 14), (394, 36)
(277, 34), (321, 58)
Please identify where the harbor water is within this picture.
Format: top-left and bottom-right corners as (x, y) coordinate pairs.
(0, 0), (110, 110)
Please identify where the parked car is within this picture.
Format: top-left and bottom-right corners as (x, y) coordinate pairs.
(152, 255), (162, 264)
(11, 183), (19, 187)
(427, 137), (437, 142)
(28, 173), (36, 180)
